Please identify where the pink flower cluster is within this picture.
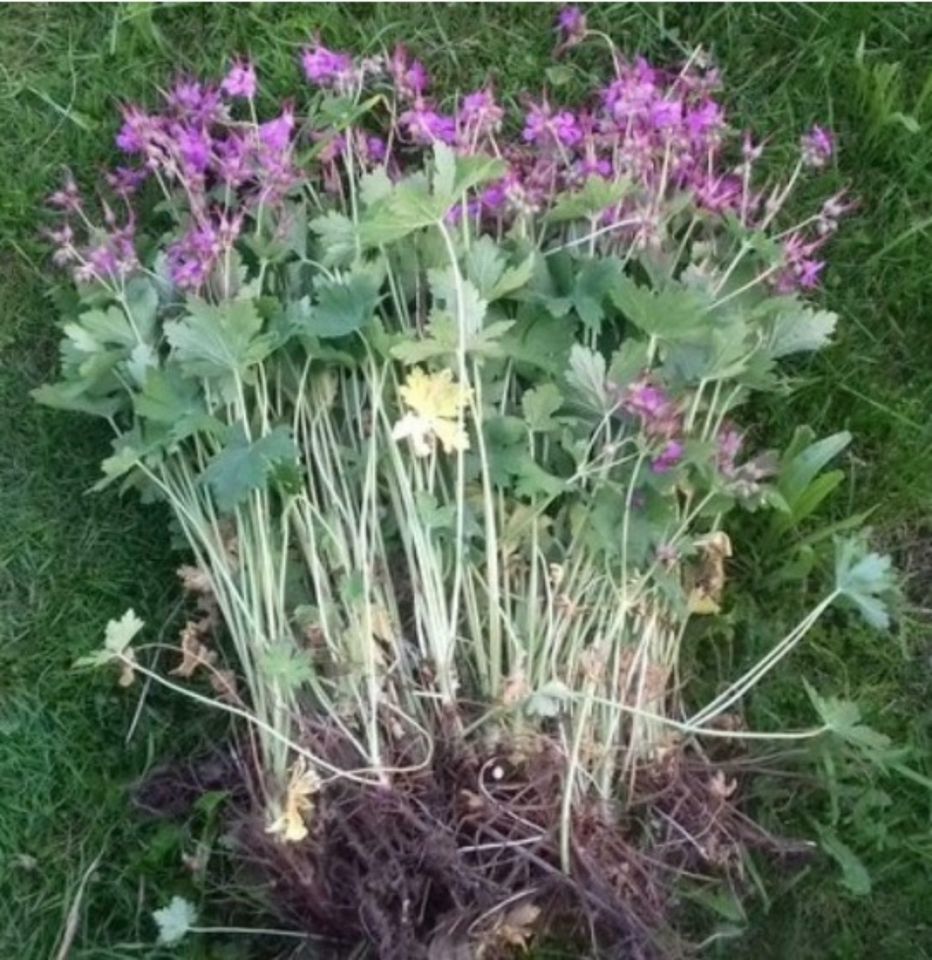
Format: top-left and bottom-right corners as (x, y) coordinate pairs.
(45, 10), (848, 298)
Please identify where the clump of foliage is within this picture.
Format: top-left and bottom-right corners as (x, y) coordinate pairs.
(37, 8), (894, 957)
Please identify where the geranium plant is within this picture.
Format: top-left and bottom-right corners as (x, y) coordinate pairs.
(39, 9), (893, 957)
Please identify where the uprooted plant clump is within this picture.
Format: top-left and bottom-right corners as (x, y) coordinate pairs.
(40, 6), (895, 956)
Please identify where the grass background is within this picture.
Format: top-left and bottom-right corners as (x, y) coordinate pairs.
(1, 3), (930, 958)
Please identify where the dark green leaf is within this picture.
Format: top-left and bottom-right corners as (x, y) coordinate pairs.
(203, 426), (299, 512)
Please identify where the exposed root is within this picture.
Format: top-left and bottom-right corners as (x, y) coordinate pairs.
(172, 728), (792, 959)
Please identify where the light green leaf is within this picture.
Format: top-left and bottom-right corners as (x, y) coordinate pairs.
(566, 344), (608, 411)
(309, 211), (357, 267)
(303, 271), (380, 339)
(134, 368), (201, 424)
(105, 608), (145, 655)
(153, 895), (197, 946)
(358, 178), (446, 247)
(767, 306), (837, 358)
(488, 254), (535, 301)
(435, 143), (508, 198)
(127, 342), (157, 386)
(834, 538), (896, 630)
(465, 235), (506, 297)
(124, 277), (159, 339)
(522, 383), (563, 432)
(166, 298), (271, 378)
(547, 177), (630, 223)
(32, 380), (122, 419)
(526, 680), (571, 717)
(359, 166), (393, 207)
(428, 268), (487, 337)
(610, 276), (710, 340)
(204, 426), (299, 512)
(261, 645), (314, 691)
(94, 443), (143, 491)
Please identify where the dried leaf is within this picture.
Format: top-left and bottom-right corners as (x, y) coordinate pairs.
(170, 621), (216, 679)
(266, 760), (320, 844)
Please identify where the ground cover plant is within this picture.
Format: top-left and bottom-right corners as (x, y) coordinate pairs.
(1, 1), (932, 960)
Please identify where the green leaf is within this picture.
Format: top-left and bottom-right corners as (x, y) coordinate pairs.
(204, 426), (299, 512)
(32, 380), (122, 419)
(358, 178), (446, 247)
(77, 608), (145, 668)
(435, 142), (508, 198)
(261, 645), (314, 691)
(572, 258), (622, 333)
(834, 538), (896, 630)
(94, 442), (143, 491)
(522, 383), (564, 432)
(816, 827), (872, 896)
(485, 417), (565, 499)
(767, 306), (837, 357)
(488, 253), (536, 301)
(153, 896), (197, 946)
(134, 367), (201, 424)
(610, 276), (710, 340)
(566, 344), (608, 411)
(166, 298), (272, 378)
(547, 177), (630, 223)
(779, 431), (851, 508)
(105, 608), (145, 655)
(428, 268), (487, 337)
(72, 305), (137, 348)
(608, 339), (651, 389)
(359, 166), (393, 207)
(465, 235), (506, 298)
(303, 271), (380, 338)
(309, 211), (357, 267)
(499, 310), (577, 375)
(807, 684), (893, 754)
(124, 276), (159, 339)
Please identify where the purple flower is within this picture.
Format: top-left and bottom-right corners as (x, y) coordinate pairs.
(522, 105), (549, 144)
(650, 97), (683, 130)
(556, 5), (587, 45)
(259, 105), (295, 152)
(115, 105), (157, 155)
(167, 214), (240, 291)
(523, 105), (582, 147)
(166, 79), (223, 124)
(624, 381), (670, 419)
(364, 134), (387, 163)
(174, 125), (212, 174)
(399, 106), (456, 145)
(716, 428), (743, 477)
(47, 174), (82, 212)
(801, 125), (834, 168)
(389, 45), (429, 100)
(105, 166), (148, 198)
(684, 100), (723, 141)
(552, 110), (584, 146)
(215, 133), (253, 186)
(302, 43), (354, 89)
(480, 180), (508, 212)
(221, 59), (257, 100)
(651, 440), (684, 474)
(461, 88), (504, 137)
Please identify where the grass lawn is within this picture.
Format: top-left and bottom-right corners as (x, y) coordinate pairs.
(1, 4), (930, 958)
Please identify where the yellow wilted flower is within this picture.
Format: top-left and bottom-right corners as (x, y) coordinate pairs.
(392, 367), (472, 456)
(265, 759), (320, 843)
